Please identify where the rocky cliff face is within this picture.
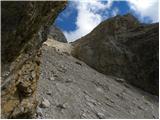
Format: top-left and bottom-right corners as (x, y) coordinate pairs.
(1, 1), (66, 118)
(48, 25), (68, 43)
(72, 14), (159, 95)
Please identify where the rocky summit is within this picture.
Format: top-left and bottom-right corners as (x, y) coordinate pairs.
(1, 1), (159, 119)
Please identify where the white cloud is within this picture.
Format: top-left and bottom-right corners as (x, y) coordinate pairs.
(64, 0), (113, 42)
(127, 0), (159, 23)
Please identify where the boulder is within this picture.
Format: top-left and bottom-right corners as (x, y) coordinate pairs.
(40, 98), (50, 108)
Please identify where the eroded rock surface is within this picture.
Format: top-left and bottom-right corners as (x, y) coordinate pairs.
(1, 1), (66, 118)
(37, 39), (158, 119)
(72, 14), (159, 95)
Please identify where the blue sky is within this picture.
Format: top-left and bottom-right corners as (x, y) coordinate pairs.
(55, 0), (159, 42)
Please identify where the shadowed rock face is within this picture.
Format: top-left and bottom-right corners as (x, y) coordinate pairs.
(1, 1), (66, 64)
(72, 14), (159, 95)
(48, 25), (68, 43)
(1, 1), (66, 118)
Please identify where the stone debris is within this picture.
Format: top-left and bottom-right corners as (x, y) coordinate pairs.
(37, 42), (159, 119)
(50, 77), (55, 81)
(75, 61), (82, 66)
(40, 98), (50, 108)
(115, 78), (125, 83)
(36, 106), (44, 118)
(65, 78), (73, 83)
(56, 104), (66, 110)
(96, 112), (105, 119)
(46, 90), (52, 95)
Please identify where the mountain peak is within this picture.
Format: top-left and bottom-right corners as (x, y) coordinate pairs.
(122, 13), (140, 23)
(93, 13), (140, 35)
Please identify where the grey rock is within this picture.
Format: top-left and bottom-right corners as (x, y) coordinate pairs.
(65, 78), (73, 83)
(115, 78), (125, 83)
(96, 112), (105, 119)
(40, 98), (50, 108)
(46, 90), (52, 95)
(56, 104), (66, 110)
(50, 77), (55, 81)
(36, 106), (44, 118)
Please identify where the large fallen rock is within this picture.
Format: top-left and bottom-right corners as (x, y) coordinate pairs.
(72, 14), (159, 95)
(1, 1), (66, 118)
